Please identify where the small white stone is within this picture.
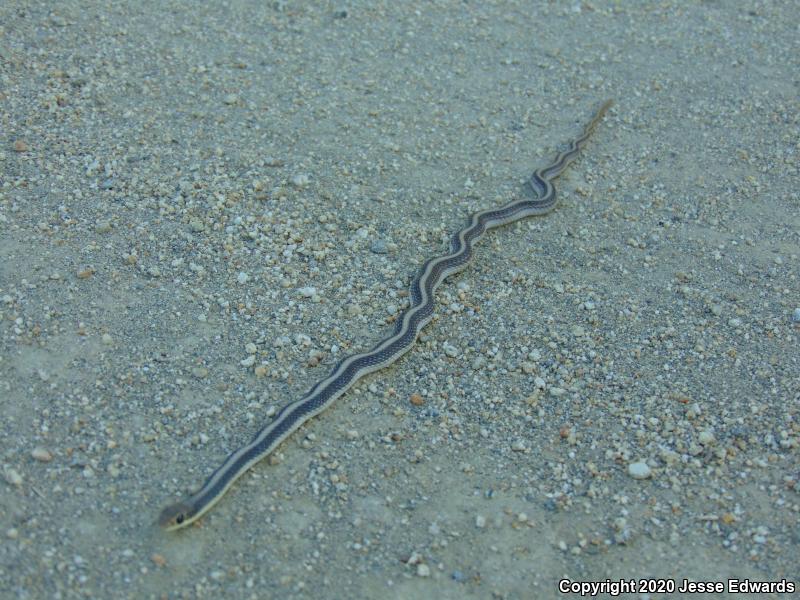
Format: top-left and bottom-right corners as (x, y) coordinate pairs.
(443, 342), (459, 358)
(237, 272), (249, 284)
(291, 174), (310, 188)
(416, 564), (430, 577)
(4, 468), (22, 486)
(240, 355), (256, 367)
(511, 440), (527, 452)
(298, 286), (316, 298)
(628, 461), (651, 479)
(475, 515), (487, 528)
(698, 430), (715, 445)
(31, 447), (53, 462)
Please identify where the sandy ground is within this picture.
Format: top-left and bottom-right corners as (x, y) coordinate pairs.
(1, 1), (798, 598)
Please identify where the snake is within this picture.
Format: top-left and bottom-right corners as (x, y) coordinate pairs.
(159, 99), (612, 530)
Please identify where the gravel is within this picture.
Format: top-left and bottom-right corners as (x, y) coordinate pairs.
(1, 0), (798, 598)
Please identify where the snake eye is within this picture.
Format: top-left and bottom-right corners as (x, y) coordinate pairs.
(176, 514), (185, 524)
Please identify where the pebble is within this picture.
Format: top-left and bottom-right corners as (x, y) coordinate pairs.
(101, 333), (114, 345)
(223, 93), (238, 105)
(627, 461), (652, 479)
(471, 356), (486, 370)
(95, 220), (112, 233)
(792, 308), (800, 323)
(409, 393), (424, 406)
(416, 564), (430, 577)
(263, 156), (284, 167)
(13, 140), (28, 152)
(298, 286), (316, 298)
(442, 342), (460, 357)
(4, 468), (23, 486)
(240, 355), (256, 367)
(151, 553), (166, 567)
(291, 174), (310, 188)
(698, 430), (715, 445)
(237, 272), (250, 284)
(370, 239), (388, 254)
(31, 447), (53, 462)
(475, 515), (487, 528)
(511, 440), (527, 452)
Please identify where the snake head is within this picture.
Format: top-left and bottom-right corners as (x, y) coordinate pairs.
(158, 502), (195, 531)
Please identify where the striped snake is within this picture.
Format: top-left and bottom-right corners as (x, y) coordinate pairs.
(159, 100), (612, 530)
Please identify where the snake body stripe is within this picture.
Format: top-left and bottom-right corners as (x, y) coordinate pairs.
(159, 99), (612, 530)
